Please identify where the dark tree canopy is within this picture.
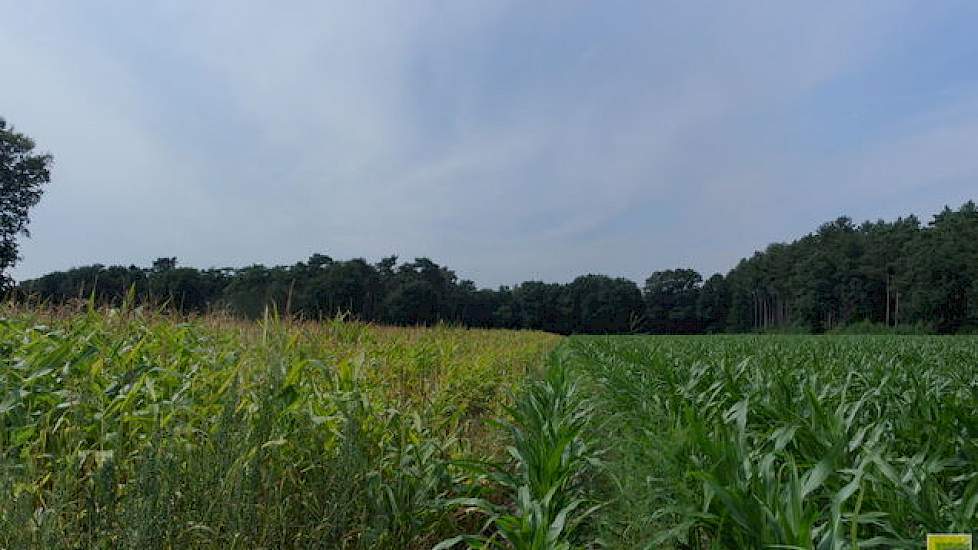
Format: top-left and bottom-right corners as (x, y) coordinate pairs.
(724, 202), (978, 333)
(14, 201), (978, 334)
(643, 269), (703, 333)
(559, 275), (643, 334)
(0, 118), (52, 288)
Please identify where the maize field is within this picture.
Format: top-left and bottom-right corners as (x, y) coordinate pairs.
(0, 305), (558, 548)
(569, 335), (978, 548)
(2, 306), (977, 548)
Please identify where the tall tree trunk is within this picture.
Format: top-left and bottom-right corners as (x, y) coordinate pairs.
(762, 296), (767, 329)
(885, 273), (891, 327)
(760, 295), (764, 329)
(895, 291), (900, 326)
(753, 293), (758, 330)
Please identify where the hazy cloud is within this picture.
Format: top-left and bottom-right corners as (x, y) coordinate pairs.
(3, 1), (977, 286)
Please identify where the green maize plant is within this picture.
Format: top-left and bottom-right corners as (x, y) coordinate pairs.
(438, 354), (603, 550)
(6, 302), (976, 550)
(0, 304), (558, 548)
(569, 335), (978, 549)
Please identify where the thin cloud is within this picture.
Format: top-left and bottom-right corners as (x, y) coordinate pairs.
(2, 1), (975, 286)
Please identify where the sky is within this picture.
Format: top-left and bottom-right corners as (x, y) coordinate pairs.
(3, 1), (978, 288)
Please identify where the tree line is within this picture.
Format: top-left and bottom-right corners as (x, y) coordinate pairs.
(724, 202), (978, 334)
(16, 255), (646, 333)
(14, 201), (978, 334)
(3, 117), (977, 333)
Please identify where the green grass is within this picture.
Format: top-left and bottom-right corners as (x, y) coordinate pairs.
(568, 335), (978, 548)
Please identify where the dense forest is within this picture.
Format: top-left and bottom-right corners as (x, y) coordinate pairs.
(14, 202), (978, 334)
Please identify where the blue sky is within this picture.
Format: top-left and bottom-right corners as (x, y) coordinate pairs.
(3, 1), (977, 287)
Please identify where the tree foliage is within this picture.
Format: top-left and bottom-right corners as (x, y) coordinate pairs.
(15, 201), (978, 334)
(0, 118), (52, 288)
(724, 202), (978, 333)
